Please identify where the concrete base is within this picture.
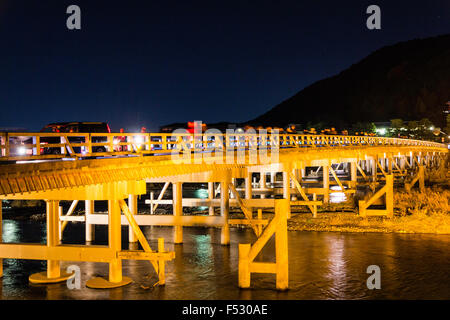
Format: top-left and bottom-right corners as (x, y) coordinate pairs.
(29, 271), (74, 284)
(86, 276), (132, 289)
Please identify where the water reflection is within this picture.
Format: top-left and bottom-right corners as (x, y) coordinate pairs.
(192, 234), (212, 267)
(1, 221), (449, 300)
(329, 185), (347, 204)
(324, 236), (348, 299)
(2, 220), (19, 243)
(194, 188), (209, 211)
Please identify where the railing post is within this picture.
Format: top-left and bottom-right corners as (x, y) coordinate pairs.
(60, 136), (66, 155)
(33, 135), (40, 156)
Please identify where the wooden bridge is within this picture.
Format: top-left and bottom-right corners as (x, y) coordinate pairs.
(0, 131), (447, 290)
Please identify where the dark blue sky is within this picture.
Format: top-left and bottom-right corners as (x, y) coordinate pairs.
(0, 0), (448, 131)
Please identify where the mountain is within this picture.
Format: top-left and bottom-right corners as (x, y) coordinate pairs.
(248, 34), (450, 129)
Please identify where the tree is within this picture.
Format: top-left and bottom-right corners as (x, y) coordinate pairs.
(390, 119), (404, 137)
(407, 120), (418, 138)
(445, 114), (450, 136)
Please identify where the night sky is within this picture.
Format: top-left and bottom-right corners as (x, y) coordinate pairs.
(0, 0), (448, 132)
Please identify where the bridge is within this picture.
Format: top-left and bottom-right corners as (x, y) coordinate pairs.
(0, 131), (448, 290)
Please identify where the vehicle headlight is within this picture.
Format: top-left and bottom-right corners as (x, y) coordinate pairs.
(134, 136), (144, 144)
(18, 147), (26, 155)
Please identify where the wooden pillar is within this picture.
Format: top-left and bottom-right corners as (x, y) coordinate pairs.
(208, 182), (215, 215)
(387, 158), (393, 175)
(418, 165), (425, 192)
(260, 172), (266, 199)
(245, 171), (253, 216)
(386, 175), (394, 218)
(400, 156), (406, 171)
(220, 180), (230, 245)
(157, 238), (166, 285)
(372, 158), (377, 182)
(230, 178), (236, 199)
(46, 200), (61, 279)
(350, 162), (357, 188)
(58, 206), (63, 242)
(282, 171), (291, 218)
(238, 244), (251, 288)
(108, 199), (122, 283)
(173, 182), (183, 244)
(275, 199), (289, 290)
(323, 165), (329, 204)
(85, 200), (95, 242)
(270, 171), (276, 186)
(128, 195), (138, 243)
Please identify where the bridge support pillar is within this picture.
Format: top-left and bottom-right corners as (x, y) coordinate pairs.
(208, 182), (215, 215)
(260, 172), (266, 199)
(387, 157), (393, 175)
(29, 200), (73, 284)
(220, 180), (230, 245)
(108, 199), (123, 283)
(85, 200), (95, 242)
(238, 199), (289, 290)
(371, 158), (377, 182)
(128, 195), (138, 243)
(400, 156), (406, 171)
(270, 172), (276, 186)
(173, 182), (183, 244)
(245, 172), (253, 216)
(350, 162), (357, 188)
(230, 178), (236, 199)
(282, 171), (291, 218)
(323, 165), (329, 204)
(86, 198), (132, 288)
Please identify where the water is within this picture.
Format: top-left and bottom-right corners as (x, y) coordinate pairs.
(1, 220), (450, 300)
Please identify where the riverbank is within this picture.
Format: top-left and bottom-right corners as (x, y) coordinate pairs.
(287, 188), (450, 234)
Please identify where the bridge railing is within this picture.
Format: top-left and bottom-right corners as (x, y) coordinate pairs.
(0, 132), (446, 161)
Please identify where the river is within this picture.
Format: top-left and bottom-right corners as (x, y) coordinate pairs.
(1, 219), (449, 300)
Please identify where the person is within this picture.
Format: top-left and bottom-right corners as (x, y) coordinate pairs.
(116, 128), (127, 151)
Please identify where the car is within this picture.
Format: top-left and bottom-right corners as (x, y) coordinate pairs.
(40, 122), (111, 155)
